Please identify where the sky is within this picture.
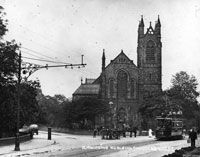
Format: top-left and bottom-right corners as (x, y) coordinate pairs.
(1, 0), (200, 98)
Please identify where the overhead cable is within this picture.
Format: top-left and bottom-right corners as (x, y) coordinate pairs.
(22, 56), (70, 64)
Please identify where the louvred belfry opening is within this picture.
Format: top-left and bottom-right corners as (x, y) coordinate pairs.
(146, 40), (155, 62)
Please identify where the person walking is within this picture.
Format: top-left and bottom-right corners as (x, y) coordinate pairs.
(189, 128), (197, 148)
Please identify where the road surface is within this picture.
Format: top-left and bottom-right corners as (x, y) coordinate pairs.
(30, 131), (190, 157)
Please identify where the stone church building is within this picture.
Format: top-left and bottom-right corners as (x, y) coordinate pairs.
(73, 16), (162, 129)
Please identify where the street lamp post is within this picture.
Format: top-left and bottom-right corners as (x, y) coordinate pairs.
(109, 101), (113, 128)
(14, 51), (21, 151)
(109, 101), (117, 128)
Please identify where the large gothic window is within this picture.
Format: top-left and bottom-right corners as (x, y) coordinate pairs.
(117, 70), (128, 98)
(109, 79), (114, 98)
(146, 40), (155, 62)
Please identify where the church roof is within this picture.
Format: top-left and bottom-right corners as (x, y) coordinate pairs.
(105, 50), (137, 69)
(85, 78), (96, 84)
(73, 84), (100, 95)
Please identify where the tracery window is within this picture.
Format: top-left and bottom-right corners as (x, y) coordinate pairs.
(146, 40), (155, 62)
(109, 79), (114, 98)
(117, 70), (128, 98)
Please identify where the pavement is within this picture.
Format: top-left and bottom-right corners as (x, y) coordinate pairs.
(0, 131), (199, 157)
(0, 132), (54, 157)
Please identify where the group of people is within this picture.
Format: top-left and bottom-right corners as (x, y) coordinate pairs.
(93, 125), (138, 139)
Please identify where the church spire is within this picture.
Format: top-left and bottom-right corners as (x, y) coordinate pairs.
(138, 15), (144, 42)
(155, 15), (161, 36)
(102, 49), (106, 71)
(157, 15), (161, 27)
(139, 15), (144, 27)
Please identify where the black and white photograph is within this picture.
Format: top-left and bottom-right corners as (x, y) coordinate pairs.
(0, 0), (200, 156)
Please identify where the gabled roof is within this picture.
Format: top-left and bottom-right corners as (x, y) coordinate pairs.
(73, 84), (100, 95)
(105, 50), (137, 69)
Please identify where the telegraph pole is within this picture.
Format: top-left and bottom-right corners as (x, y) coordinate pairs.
(14, 51), (86, 151)
(14, 51), (21, 151)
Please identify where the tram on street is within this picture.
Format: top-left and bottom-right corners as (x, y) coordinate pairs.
(155, 114), (184, 140)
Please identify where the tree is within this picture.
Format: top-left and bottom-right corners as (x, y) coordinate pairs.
(171, 71), (199, 102)
(0, 79), (44, 137)
(169, 71), (200, 129)
(139, 71), (200, 130)
(38, 94), (70, 127)
(0, 6), (8, 38)
(20, 80), (44, 125)
(139, 92), (166, 129)
(0, 41), (19, 85)
(170, 71), (200, 114)
(0, 85), (17, 137)
(69, 97), (109, 129)
(0, 7), (20, 137)
(0, 7), (45, 137)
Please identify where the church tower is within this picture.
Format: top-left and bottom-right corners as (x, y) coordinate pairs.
(137, 16), (162, 98)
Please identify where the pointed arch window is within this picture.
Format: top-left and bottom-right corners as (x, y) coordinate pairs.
(109, 79), (114, 98)
(117, 70), (128, 98)
(146, 40), (155, 62)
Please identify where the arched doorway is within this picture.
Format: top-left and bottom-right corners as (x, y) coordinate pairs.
(117, 107), (126, 129)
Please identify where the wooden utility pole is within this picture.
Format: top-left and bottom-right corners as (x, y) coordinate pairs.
(14, 51), (21, 151)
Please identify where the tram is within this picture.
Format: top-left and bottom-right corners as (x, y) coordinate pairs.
(155, 114), (184, 140)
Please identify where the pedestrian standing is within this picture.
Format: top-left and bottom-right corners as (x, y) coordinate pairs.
(189, 128), (197, 148)
(133, 126), (137, 137)
(148, 128), (153, 138)
(130, 130), (132, 137)
(93, 128), (97, 138)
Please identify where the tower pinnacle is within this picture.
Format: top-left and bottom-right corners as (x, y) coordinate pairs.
(139, 15), (144, 27)
(157, 15), (161, 27)
(102, 49), (106, 71)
